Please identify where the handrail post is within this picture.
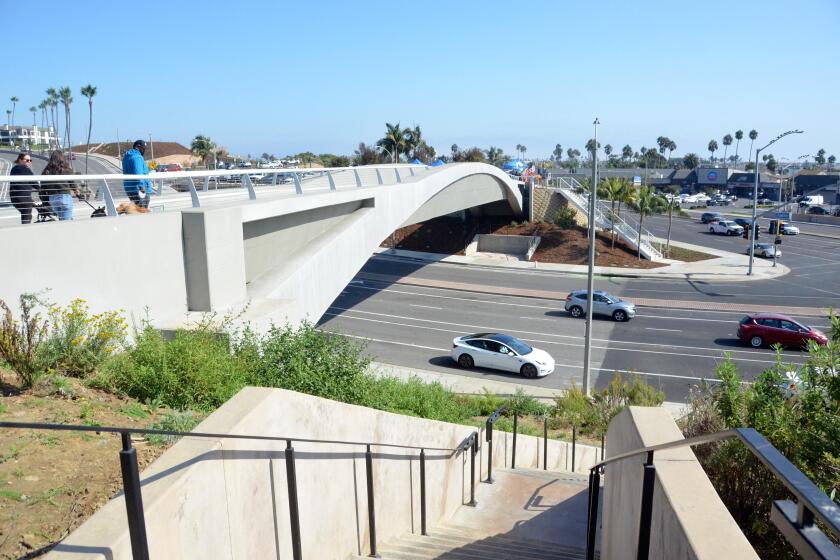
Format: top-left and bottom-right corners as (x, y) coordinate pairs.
(586, 466), (602, 560)
(285, 440), (303, 560)
(365, 445), (379, 557)
(327, 171), (336, 191)
(375, 169), (383, 185)
(395, 168), (401, 183)
(543, 415), (548, 470)
(601, 434), (605, 461)
(100, 179), (117, 217)
(119, 432), (150, 560)
(420, 448), (427, 536)
(637, 451), (656, 560)
(468, 433), (477, 506)
(354, 169), (362, 188)
(511, 414), (518, 470)
(293, 173), (302, 194)
(572, 424), (577, 472)
(485, 419), (494, 484)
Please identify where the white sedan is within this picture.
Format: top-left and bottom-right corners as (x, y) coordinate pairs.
(748, 243), (781, 258)
(709, 220), (744, 236)
(781, 224), (800, 235)
(451, 333), (554, 378)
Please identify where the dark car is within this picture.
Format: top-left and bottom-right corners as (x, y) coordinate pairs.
(757, 198), (773, 205)
(808, 206), (830, 215)
(701, 212), (723, 224)
(737, 313), (828, 349)
(833, 208), (840, 217)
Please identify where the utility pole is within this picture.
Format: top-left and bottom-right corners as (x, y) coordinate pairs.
(582, 118), (599, 396)
(149, 134), (155, 161)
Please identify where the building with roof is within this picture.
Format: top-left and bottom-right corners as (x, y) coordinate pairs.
(794, 173), (840, 204)
(0, 125), (58, 149)
(726, 172), (782, 200)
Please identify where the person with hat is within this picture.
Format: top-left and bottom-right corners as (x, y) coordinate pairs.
(121, 139), (152, 208)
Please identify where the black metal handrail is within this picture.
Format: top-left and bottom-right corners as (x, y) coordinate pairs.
(585, 427), (840, 560)
(1, 420), (479, 560)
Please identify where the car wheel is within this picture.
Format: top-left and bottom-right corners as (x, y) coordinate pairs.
(749, 336), (764, 348)
(569, 306), (583, 318)
(709, 227), (715, 233)
(613, 310), (628, 322)
(521, 363), (538, 378)
(457, 354), (474, 369)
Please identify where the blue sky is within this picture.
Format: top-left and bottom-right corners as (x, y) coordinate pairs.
(4, 0), (838, 161)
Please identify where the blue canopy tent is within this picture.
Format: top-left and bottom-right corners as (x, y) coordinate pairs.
(502, 159), (527, 173)
(430, 159), (445, 167)
(411, 158), (422, 164)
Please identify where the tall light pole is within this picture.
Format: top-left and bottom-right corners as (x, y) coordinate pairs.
(582, 118), (599, 396)
(748, 130), (803, 275)
(376, 145), (394, 163)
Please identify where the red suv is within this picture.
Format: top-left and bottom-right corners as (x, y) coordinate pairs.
(737, 313), (828, 349)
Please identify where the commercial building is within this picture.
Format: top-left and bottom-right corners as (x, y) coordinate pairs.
(726, 172), (782, 200)
(794, 173), (840, 204)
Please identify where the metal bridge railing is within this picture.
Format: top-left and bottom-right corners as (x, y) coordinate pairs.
(0, 163), (431, 221)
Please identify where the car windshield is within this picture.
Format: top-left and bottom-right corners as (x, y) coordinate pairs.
(489, 334), (532, 355)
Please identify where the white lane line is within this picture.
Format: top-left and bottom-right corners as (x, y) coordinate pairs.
(323, 310), (805, 366)
(645, 327), (683, 332)
(410, 304), (443, 310)
(340, 333), (731, 385)
(521, 316), (555, 321)
(623, 287), (830, 300)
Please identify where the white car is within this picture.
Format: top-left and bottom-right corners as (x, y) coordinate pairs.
(451, 333), (554, 378)
(709, 220), (744, 236)
(748, 243), (781, 258)
(781, 224), (800, 235)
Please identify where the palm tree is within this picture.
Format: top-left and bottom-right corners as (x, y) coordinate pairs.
(38, 101), (47, 128)
(815, 149), (827, 168)
(630, 186), (665, 260)
(521, 145), (527, 161)
(515, 144), (522, 160)
(191, 134), (216, 166)
(734, 130), (743, 166)
(59, 86), (73, 157)
(622, 145), (632, 163)
(486, 146), (506, 167)
(708, 140), (718, 163)
(585, 139), (600, 164)
(667, 140), (676, 165)
(662, 194), (680, 256)
(29, 106), (36, 127)
(656, 136), (670, 168)
(80, 85), (97, 174)
(4, 109), (10, 128)
(722, 134), (733, 165)
(377, 122), (408, 163)
(406, 125), (422, 159)
(683, 153), (700, 169)
(829, 155), (836, 170)
(604, 144), (613, 158)
(552, 144), (563, 163)
(602, 176), (628, 248)
(9, 96), (18, 126)
(748, 129), (758, 165)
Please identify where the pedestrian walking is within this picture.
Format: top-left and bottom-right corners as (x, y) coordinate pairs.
(122, 139), (152, 208)
(41, 150), (79, 221)
(9, 153), (38, 224)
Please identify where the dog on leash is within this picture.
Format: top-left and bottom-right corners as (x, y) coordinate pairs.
(116, 202), (150, 215)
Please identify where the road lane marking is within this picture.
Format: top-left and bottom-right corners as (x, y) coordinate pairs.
(645, 328), (683, 332)
(410, 304), (443, 310)
(322, 310), (805, 366)
(339, 333), (732, 385)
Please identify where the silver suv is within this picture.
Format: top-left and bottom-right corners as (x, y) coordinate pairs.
(564, 290), (636, 322)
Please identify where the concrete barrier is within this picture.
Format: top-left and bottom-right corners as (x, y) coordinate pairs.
(48, 388), (600, 559)
(600, 407), (757, 560)
(792, 213), (840, 226)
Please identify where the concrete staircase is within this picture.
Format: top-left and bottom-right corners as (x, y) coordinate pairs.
(361, 467), (597, 560)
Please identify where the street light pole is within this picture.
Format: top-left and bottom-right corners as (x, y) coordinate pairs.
(582, 118), (599, 397)
(748, 130), (803, 275)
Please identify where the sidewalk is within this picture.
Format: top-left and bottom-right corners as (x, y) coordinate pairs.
(374, 235), (790, 283)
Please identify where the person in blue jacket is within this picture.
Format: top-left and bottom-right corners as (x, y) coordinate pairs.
(122, 139), (152, 207)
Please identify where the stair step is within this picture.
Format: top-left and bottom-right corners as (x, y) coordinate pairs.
(496, 467), (591, 485)
(433, 525), (589, 555)
(389, 534), (585, 560)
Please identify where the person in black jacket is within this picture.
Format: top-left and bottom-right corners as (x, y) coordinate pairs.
(9, 153), (38, 224)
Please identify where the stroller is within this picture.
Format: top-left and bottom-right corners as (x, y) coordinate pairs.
(35, 191), (56, 223)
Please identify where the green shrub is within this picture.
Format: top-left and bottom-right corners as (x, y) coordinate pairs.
(361, 376), (477, 424)
(504, 388), (550, 417)
(94, 321), (249, 411)
(147, 410), (202, 446)
(0, 295), (50, 388)
(40, 299), (127, 377)
(552, 206), (578, 229)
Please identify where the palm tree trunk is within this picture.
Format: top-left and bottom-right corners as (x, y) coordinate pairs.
(85, 99), (93, 175)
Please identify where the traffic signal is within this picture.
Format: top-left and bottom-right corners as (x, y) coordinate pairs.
(743, 225), (749, 239)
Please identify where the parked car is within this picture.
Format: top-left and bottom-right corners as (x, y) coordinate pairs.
(733, 217), (754, 229)
(833, 208), (840, 217)
(701, 212), (723, 224)
(768, 220), (799, 235)
(747, 243), (781, 258)
(756, 198), (773, 205)
(808, 206), (830, 215)
(564, 290), (636, 322)
(737, 313), (827, 349)
(709, 220), (744, 235)
(451, 333), (554, 378)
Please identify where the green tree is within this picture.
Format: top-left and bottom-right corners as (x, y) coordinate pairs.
(405, 125), (423, 159)
(80, 84), (97, 175)
(629, 186), (665, 260)
(9, 96), (18, 126)
(656, 136), (671, 168)
(353, 142), (380, 165)
(748, 129), (758, 165)
(4, 109), (9, 128)
(190, 134), (216, 167)
(667, 140), (677, 165)
(622, 144), (632, 163)
(38, 101), (47, 128)
(59, 86), (73, 158)
(722, 134), (733, 165)
(734, 130), (744, 165)
(521, 145), (527, 160)
(485, 146), (507, 167)
(604, 144), (613, 158)
(552, 144), (563, 163)
(602, 176), (629, 248)
(815, 149), (827, 167)
(683, 153), (700, 169)
(451, 144), (460, 160)
(28, 106), (36, 128)
(515, 143), (523, 160)
(829, 154), (837, 169)
(566, 148), (580, 167)
(662, 192), (680, 255)
(377, 122), (408, 163)
(765, 154), (777, 173)
(46, 89), (60, 148)
(708, 140), (719, 163)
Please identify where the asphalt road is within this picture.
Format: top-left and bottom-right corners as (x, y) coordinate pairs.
(319, 216), (840, 403)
